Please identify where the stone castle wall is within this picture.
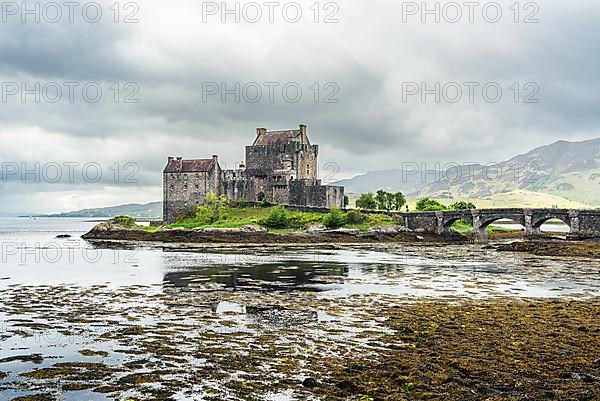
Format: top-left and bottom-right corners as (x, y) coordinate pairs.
(162, 125), (344, 222)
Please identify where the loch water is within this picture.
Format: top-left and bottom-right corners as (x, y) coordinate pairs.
(1, 217), (599, 400)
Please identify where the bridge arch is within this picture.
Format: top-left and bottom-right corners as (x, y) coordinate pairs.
(402, 208), (595, 241)
(478, 213), (526, 231)
(479, 217), (526, 230)
(470, 210), (527, 241)
(442, 216), (474, 232)
(443, 216), (469, 228)
(532, 215), (572, 234)
(439, 211), (474, 233)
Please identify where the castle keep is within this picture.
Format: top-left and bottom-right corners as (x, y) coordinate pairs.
(163, 124), (345, 222)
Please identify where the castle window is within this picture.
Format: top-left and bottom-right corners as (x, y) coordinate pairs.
(307, 166), (310, 174)
(195, 184), (199, 190)
(170, 185), (174, 190)
(184, 184), (188, 191)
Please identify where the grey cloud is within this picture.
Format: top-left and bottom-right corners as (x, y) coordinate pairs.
(0, 0), (600, 212)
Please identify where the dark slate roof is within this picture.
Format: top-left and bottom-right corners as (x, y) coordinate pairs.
(254, 129), (301, 146)
(164, 159), (214, 173)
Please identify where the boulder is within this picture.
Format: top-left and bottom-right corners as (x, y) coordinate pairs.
(327, 228), (360, 235)
(304, 224), (327, 233)
(369, 225), (411, 234)
(240, 225), (268, 233)
(193, 225), (267, 234)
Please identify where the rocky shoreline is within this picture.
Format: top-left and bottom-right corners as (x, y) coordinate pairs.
(493, 238), (600, 258)
(81, 220), (600, 258)
(81, 220), (469, 244)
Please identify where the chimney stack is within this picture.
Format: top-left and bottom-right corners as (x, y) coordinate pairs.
(168, 156), (174, 162)
(299, 124), (307, 143)
(256, 128), (267, 136)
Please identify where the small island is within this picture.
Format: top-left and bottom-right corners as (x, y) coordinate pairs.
(82, 193), (519, 245)
(82, 195), (600, 259)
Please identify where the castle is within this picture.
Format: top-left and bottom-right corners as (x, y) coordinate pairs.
(163, 124), (345, 222)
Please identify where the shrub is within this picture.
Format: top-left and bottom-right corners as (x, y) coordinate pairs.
(450, 201), (476, 210)
(263, 206), (290, 228)
(415, 197), (446, 211)
(112, 216), (136, 227)
(345, 209), (366, 224)
(236, 196), (247, 208)
(366, 213), (395, 227)
(356, 193), (377, 210)
(194, 193), (230, 224)
(176, 207), (197, 222)
(288, 212), (323, 229)
(323, 209), (346, 229)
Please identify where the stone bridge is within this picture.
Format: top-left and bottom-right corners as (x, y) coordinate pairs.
(400, 208), (600, 241)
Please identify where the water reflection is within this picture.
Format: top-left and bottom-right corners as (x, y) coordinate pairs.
(163, 260), (348, 292)
(1, 217), (599, 299)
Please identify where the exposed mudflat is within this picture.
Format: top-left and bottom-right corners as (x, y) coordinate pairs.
(1, 285), (599, 400)
(495, 239), (600, 258)
(3, 218), (600, 400)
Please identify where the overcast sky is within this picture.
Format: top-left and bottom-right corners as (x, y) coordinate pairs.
(0, 0), (599, 213)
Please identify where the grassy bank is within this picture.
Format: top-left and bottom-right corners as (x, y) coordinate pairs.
(167, 206), (396, 232)
(117, 207), (513, 234)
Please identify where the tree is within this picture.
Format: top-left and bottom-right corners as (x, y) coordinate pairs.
(356, 193), (377, 210)
(375, 190), (388, 210)
(195, 193), (230, 224)
(415, 197), (446, 211)
(392, 192), (406, 210)
(345, 209), (366, 224)
(450, 201), (476, 210)
(384, 191), (395, 210)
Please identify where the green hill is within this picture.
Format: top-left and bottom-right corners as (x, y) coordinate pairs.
(335, 139), (600, 209)
(41, 202), (162, 218)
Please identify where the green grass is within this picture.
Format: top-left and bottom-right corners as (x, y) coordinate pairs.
(112, 207), (401, 233)
(168, 206), (273, 229)
(113, 208), (524, 235)
(165, 206), (332, 231)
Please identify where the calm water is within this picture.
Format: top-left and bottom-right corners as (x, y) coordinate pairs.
(0, 217), (597, 297)
(1, 217), (599, 400)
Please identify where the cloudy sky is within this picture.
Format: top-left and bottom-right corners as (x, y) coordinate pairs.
(0, 0), (599, 213)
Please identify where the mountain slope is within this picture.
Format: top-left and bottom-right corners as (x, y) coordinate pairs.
(41, 202), (162, 218)
(335, 138), (600, 208)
